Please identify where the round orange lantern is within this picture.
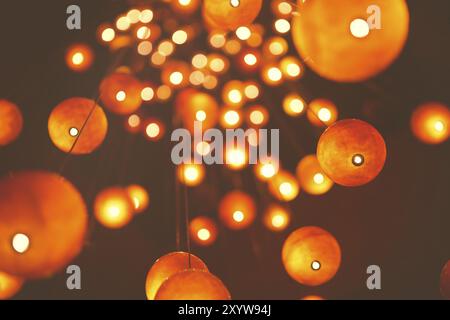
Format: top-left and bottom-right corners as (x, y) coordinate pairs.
(126, 184), (149, 214)
(94, 187), (134, 229)
(155, 269), (231, 300)
(219, 190), (256, 230)
(307, 99), (339, 127)
(0, 100), (23, 146)
(411, 102), (450, 145)
(0, 271), (24, 300)
(190, 216), (218, 246)
(282, 226), (341, 286)
(317, 119), (387, 187)
(0, 171), (88, 279)
(100, 72), (143, 115)
(145, 251), (208, 300)
(65, 43), (94, 72)
(268, 170), (300, 202)
(296, 155), (334, 195)
(263, 204), (291, 232)
(203, 0), (263, 31)
(48, 97), (108, 155)
(292, 0), (409, 82)
(302, 295), (325, 300)
(440, 260), (450, 300)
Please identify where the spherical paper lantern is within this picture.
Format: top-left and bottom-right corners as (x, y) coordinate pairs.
(317, 119), (386, 187)
(190, 216), (218, 246)
(282, 226), (341, 286)
(440, 260), (450, 300)
(48, 97), (108, 155)
(145, 251), (208, 300)
(219, 190), (256, 230)
(126, 184), (149, 214)
(0, 271), (24, 300)
(155, 269), (231, 300)
(296, 155), (334, 195)
(100, 72), (143, 115)
(0, 171), (88, 279)
(292, 0), (409, 82)
(94, 187), (134, 229)
(203, 0), (263, 31)
(0, 100), (23, 146)
(411, 102), (450, 144)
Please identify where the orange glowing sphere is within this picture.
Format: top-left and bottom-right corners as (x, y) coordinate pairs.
(177, 163), (206, 187)
(317, 119), (387, 187)
(0, 271), (24, 300)
(263, 204), (291, 232)
(126, 185), (149, 214)
(220, 108), (243, 129)
(190, 216), (218, 246)
(268, 170), (300, 202)
(302, 295), (325, 300)
(222, 80), (245, 108)
(171, 0), (200, 15)
(411, 102), (450, 145)
(282, 226), (341, 286)
(254, 159), (280, 182)
(0, 171), (88, 279)
(48, 97), (108, 155)
(94, 187), (134, 229)
(161, 61), (191, 89)
(143, 118), (165, 142)
(100, 73), (143, 115)
(292, 0), (409, 82)
(203, 0), (263, 31)
(246, 105), (269, 128)
(219, 190), (256, 230)
(307, 99), (339, 127)
(296, 155), (334, 195)
(66, 43), (94, 72)
(440, 260), (450, 300)
(145, 252), (208, 300)
(0, 100), (23, 146)
(155, 269), (231, 300)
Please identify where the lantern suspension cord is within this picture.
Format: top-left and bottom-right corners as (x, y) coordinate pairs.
(182, 167), (192, 269)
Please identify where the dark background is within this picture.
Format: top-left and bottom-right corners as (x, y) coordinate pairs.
(0, 0), (449, 300)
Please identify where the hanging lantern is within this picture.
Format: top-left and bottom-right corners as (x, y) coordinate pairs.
(65, 43), (94, 72)
(440, 260), (450, 300)
(292, 0), (409, 82)
(307, 99), (339, 127)
(94, 187), (134, 229)
(268, 170), (300, 202)
(411, 102), (450, 144)
(0, 271), (24, 300)
(190, 216), (218, 246)
(145, 251), (208, 300)
(155, 269), (231, 300)
(177, 163), (206, 187)
(296, 155), (334, 195)
(263, 204), (291, 232)
(219, 190), (256, 230)
(126, 184), (149, 214)
(317, 119), (387, 187)
(100, 72), (143, 115)
(48, 97), (108, 155)
(302, 295), (325, 300)
(0, 171), (88, 279)
(0, 100), (23, 146)
(282, 226), (341, 286)
(203, 0), (263, 31)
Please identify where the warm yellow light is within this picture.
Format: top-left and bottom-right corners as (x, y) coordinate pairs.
(236, 26), (251, 40)
(151, 52), (166, 66)
(158, 41), (175, 56)
(210, 58), (226, 73)
(311, 260), (322, 271)
(233, 211), (245, 223)
(278, 2), (293, 15)
(313, 173), (325, 185)
(69, 127), (79, 137)
(318, 108), (332, 122)
(196, 110), (207, 122)
(172, 30), (188, 45)
(434, 120), (445, 132)
(128, 114), (141, 128)
(244, 84), (259, 99)
(196, 141), (211, 156)
(203, 75), (218, 90)
(269, 41), (284, 56)
(210, 33), (226, 48)
(286, 63), (301, 77)
(224, 110), (240, 125)
(250, 110), (264, 125)
(137, 41), (153, 56)
(141, 87), (155, 101)
(268, 67), (282, 82)
(192, 54), (208, 69)
(72, 52), (84, 65)
(350, 18), (370, 39)
(157, 85), (172, 100)
(127, 9), (141, 24)
(228, 89), (242, 104)
(101, 28), (115, 42)
(116, 16), (131, 31)
(146, 123), (160, 138)
(230, 0), (240, 8)
(261, 163), (276, 178)
(274, 19), (291, 33)
(272, 214), (285, 228)
(179, 0), (192, 6)
(12, 233), (30, 254)
(197, 228), (211, 241)
(170, 71), (184, 85)
(190, 70), (205, 85)
(279, 182), (293, 196)
(244, 53), (257, 66)
(137, 26), (151, 40)
(140, 9), (154, 23)
(116, 91), (126, 102)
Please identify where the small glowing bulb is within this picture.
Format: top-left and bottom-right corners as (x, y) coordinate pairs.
(227, 149), (246, 166)
(352, 154), (365, 166)
(184, 167), (199, 181)
(12, 233), (30, 254)
(172, 30), (188, 45)
(197, 228), (211, 241)
(286, 63), (301, 77)
(101, 28), (115, 42)
(245, 84), (259, 99)
(228, 89), (242, 104)
(434, 120), (445, 132)
(261, 163), (276, 178)
(141, 87), (155, 101)
(279, 182), (293, 195)
(196, 141), (211, 156)
(179, 0), (192, 6)
(274, 19), (291, 34)
(116, 91), (126, 102)
(128, 114), (141, 128)
(72, 52), (84, 65)
(170, 71), (184, 85)
(236, 26), (251, 40)
(146, 123), (160, 138)
(224, 110), (240, 125)
(311, 260), (321, 271)
(196, 110), (207, 122)
(233, 210), (244, 222)
(268, 67), (282, 82)
(350, 18), (370, 39)
(107, 205), (121, 218)
(318, 108), (332, 122)
(272, 214), (285, 228)
(290, 99), (304, 114)
(230, 0), (240, 8)
(250, 110), (264, 125)
(313, 173), (325, 185)
(244, 53), (257, 66)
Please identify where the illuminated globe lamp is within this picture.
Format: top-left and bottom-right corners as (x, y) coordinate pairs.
(125, 113), (142, 134)
(207, 53), (230, 75)
(177, 163), (206, 187)
(268, 170), (300, 202)
(203, 0), (263, 31)
(225, 145), (249, 171)
(292, 0), (409, 82)
(0, 100), (23, 146)
(140, 82), (156, 105)
(0, 271), (24, 300)
(254, 158), (279, 182)
(440, 260), (450, 300)
(411, 102), (450, 144)
(282, 226), (341, 286)
(263, 204), (291, 232)
(283, 94), (306, 118)
(296, 155), (334, 195)
(220, 108), (243, 129)
(65, 43), (94, 72)
(261, 63), (284, 87)
(145, 251), (208, 300)
(161, 61), (191, 89)
(263, 36), (288, 58)
(97, 23), (116, 45)
(171, 0), (200, 15)
(237, 49), (262, 73)
(94, 187), (134, 229)
(48, 98), (108, 155)
(271, 0), (294, 17)
(0, 171), (88, 279)
(219, 190), (256, 230)
(126, 184), (149, 214)
(143, 118), (165, 142)
(99, 72), (143, 115)
(307, 99), (338, 127)
(317, 119), (387, 187)
(222, 80), (246, 108)
(280, 56), (304, 81)
(246, 105), (269, 128)
(189, 216), (218, 246)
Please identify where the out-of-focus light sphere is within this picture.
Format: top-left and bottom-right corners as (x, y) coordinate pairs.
(434, 120), (445, 132)
(279, 182), (293, 196)
(101, 28), (115, 42)
(196, 110), (207, 122)
(196, 141), (211, 156)
(170, 71), (184, 85)
(224, 110), (240, 125)
(146, 123), (161, 138)
(197, 228), (211, 241)
(278, 2), (293, 15)
(244, 84), (259, 99)
(274, 19), (291, 33)
(116, 91), (126, 102)
(173, 30), (188, 45)
(138, 41), (153, 56)
(350, 18), (370, 39)
(236, 26), (251, 40)
(140, 9), (154, 23)
(230, 0), (240, 8)
(137, 26), (151, 40)
(192, 54), (208, 69)
(233, 211), (245, 223)
(128, 114), (141, 128)
(141, 87), (155, 101)
(313, 173), (325, 185)
(318, 108), (332, 122)
(352, 154), (365, 167)
(71, 52), (84, 66)
(116, 16), (131, 31)
(261, 163), (276, 178)
(268, 67), (282, 82)
(12, 233), (30, 254)
(244, 53), (257, 66)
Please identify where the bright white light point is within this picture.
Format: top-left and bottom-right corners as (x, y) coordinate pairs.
(133, 197), (140, 210)
(290, 99), (304, 113)
(318, 108), (332, 122)
(268, 67), (282, 82)
(137, 26), (151, 40)
(196, 110), (207, 122)
(173, 30), (188, 45)
(230, 0), (240, 8)
(146, 123), (160, 138)
(179, 0), (191, 5)
(184, 167), (199, 181)
(107, 205), (121, 218)
(434, 120), (445, 132)
(279, 182), (293, 195)
(170, 72), (184, 85)
(287, 63), (301, 77)
(197, 228), (211, 241)
(245, 85), (259, 99)
(72, 52), (84, 65)
(244, 53), (257, 66)
(261, 163), (276, 178)
(12, 233), (30, 254)
(272, 215), (285, 228)
(101, 28), (115, 42)
(116, 91), (126, 102)
(250, 110), (264, 125)
(236, 26), (251, 40)
(233, 211), (244, 222)
(350, 18), (370, 39)
(141, 87), (155, 101)
(139, 10), (154, 23)
(196, 142), (211, 156)
(313, 173), (325, 185)
(311, 260), (321, 271)
(69, 127), (79, 137)
(224, 110), (240, 125)
(228, 149), (245, 165)
(275, 19), (291, 34)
